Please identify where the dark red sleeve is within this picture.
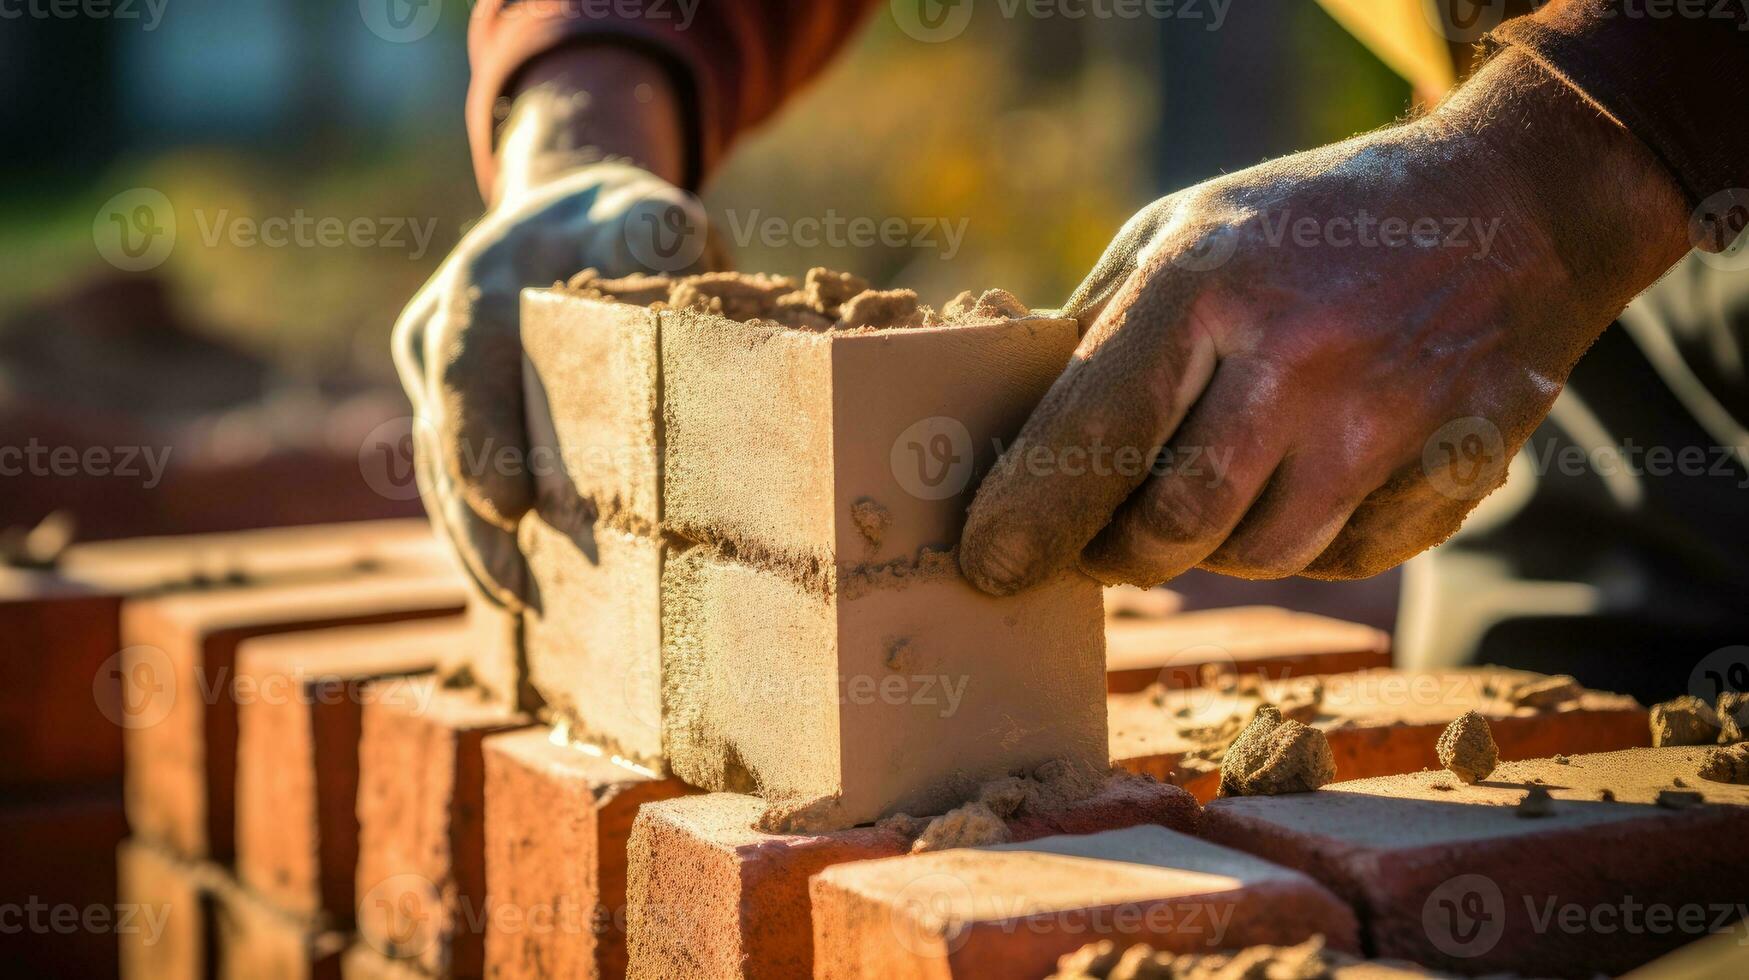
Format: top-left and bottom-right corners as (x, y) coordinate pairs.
(467, 0), (881, 199)
(1493, 0), (1749, 219)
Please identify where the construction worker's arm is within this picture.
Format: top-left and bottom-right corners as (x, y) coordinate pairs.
(393, 1), (878, 606)
(958, 0), (1748, 595)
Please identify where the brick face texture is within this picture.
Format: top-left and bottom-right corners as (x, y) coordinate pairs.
(625, 779), (1199, 979)
(235, 618), (462, 920)
(1109, 668), (1649, 801)
(122, 573), (466, 861)
(1201, 747), (1749, 977)
(353, 675), (528, 977)
(809, 826), (1359, 979)
(482, 729), (693, 979)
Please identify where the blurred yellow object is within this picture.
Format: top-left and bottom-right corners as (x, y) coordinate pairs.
(1622, 926), (1749, 979)
(1314, 0), (1460, 100)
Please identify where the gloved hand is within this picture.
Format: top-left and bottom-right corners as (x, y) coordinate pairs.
(391, 161), (714, 608)
(958, 49), (1693, 596)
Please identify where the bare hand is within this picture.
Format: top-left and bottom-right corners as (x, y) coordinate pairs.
(959, 50), (1691, 595)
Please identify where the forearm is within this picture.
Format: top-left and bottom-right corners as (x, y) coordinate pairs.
(467, 0), (881, 203)
(1427, 46), (1692, 318)
(495, 45), (687, 205)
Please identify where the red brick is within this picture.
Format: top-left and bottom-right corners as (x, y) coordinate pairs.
(0, 519), (452, 794)
(0, 576), (124, 791)
(482, 729), (693, 979)
(236, 617), (464, 920)
(1110, 668), (1648, 801)
(1104, 607), (1389, 694)
(1201, 747), (1749, 976)
(122, 571), (467, 862)
(811, 825), (1358, 979)
(61, 518), (451, 593)
(354, 675), (529, 977)
(213, 872), (347, 980)
(625, 778), (1198, 979)
(118, 838), (216, 980)
(0, 791), (128, 978)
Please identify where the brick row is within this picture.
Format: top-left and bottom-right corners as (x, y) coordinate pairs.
(123, 571), (467, 862)
(624, 777), (1198, 978)
(810, 825), (1358, 979)
(1201, 746), (1749, 976)
(236, 617), (467, 921)
(353, 675), (529, 977)
(1110, 667), (1648, 800)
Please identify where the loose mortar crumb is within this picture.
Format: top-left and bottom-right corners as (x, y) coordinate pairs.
(1436, 710), (1499, 784)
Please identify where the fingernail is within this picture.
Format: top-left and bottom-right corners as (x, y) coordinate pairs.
(961, 526), (1039, 596)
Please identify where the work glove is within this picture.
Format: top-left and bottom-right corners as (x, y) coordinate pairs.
(958, 50), (1693, 596)
(391, 161), (716, 608)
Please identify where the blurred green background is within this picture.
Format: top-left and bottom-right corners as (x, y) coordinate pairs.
(0, 0), (1407, 540)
